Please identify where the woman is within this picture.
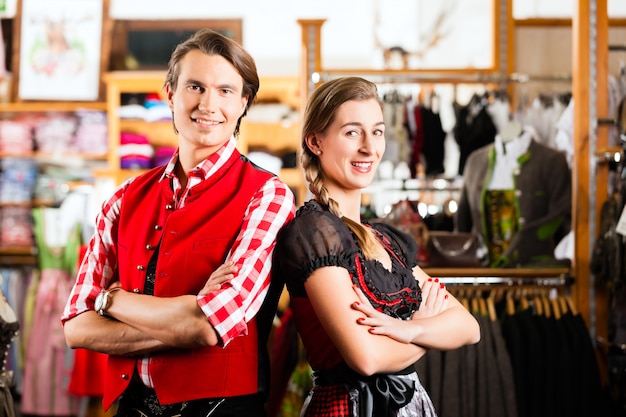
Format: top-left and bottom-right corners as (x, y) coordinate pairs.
(272, 77), (481, 417)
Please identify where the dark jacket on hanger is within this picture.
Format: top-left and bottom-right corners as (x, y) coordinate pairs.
(456, 139), (571, 267)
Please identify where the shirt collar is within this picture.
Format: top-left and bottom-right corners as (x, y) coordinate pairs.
(160, 136), (238, 182)
(494, 127), (533, 159)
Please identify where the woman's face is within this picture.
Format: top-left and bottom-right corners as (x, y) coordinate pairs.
(313, 98), (386, 194)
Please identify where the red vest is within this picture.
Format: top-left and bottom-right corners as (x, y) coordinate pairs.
(103, 151), (274, 409)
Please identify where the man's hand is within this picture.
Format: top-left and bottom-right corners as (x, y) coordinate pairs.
(198, 262), (238, 296)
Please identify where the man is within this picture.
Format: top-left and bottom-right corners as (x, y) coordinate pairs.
(62, 29), (295, 416)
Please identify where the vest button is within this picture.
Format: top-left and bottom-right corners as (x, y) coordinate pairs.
(165, 204), (173, 210)
(121, 374), (129, 380)
(154, 225), (162, 230)
(133, 288), (141, 293)
(146, 244), (154, 250)
(137, 265), (145, 271)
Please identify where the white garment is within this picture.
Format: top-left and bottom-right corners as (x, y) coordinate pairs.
(554, 99), (574, 168)
(488, 128), (534, 190)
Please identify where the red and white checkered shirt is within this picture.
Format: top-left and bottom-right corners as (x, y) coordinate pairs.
(62, 137), (295, 386)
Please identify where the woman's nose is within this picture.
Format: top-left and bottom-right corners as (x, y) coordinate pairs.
(361, 134), (377, 154)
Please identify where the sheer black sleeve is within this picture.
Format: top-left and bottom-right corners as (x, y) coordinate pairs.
(273, 204), (358, 296)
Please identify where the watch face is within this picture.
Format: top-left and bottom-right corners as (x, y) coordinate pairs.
(95, 291), (105, 313)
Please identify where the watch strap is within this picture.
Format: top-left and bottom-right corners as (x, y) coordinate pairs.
(96, 287), (122, 316)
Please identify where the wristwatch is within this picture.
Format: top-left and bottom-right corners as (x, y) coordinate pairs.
(95, 288), (122, 316)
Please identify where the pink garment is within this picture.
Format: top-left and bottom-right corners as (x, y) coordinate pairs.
(20, 269), (79, 416)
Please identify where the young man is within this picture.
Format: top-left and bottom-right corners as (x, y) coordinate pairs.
(62, 29), (295, 416)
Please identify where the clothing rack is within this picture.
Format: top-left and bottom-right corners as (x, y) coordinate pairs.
(439, 275), (573, 286)
(315, 70), (572, 86)
(424, 267), (573, 287)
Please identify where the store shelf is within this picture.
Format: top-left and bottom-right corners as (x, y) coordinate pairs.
(0, 101), (107, 112)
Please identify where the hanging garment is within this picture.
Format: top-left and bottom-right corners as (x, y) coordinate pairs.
(410, 102), (425, 178)
(0, 268), (30, 397)
(415, 300), (518, 417)
(0, 288), (19, 417)
(419, 104), (446, 176)
(20, 208), (81, 416)
(456, 138), (572, 267)
(501, 301), (609, 417)
(453, 97), (497, 175)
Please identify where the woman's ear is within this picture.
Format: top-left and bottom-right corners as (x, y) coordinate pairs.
(305, 133), (321, 155)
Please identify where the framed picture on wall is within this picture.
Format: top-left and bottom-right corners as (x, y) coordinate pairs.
(12, 0), (112, 101)
(109, 19), (242, 70)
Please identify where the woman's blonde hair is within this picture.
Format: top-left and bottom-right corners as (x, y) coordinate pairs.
(301, 77), (383, 259)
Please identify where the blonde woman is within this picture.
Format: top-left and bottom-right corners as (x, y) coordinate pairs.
(273, 77), (480, 417)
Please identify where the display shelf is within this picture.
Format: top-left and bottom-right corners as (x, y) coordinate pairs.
(103, 71), (168, 184)
(0, 101), (107, 112)
(0, 101), (110, 267)
(0, 151), (107, 160)
(119, 119), (176, 147)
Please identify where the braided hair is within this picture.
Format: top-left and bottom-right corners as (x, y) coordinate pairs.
(300, 77), (384, 260)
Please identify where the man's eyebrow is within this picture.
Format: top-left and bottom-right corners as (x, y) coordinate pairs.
(183, 78), (239, 91)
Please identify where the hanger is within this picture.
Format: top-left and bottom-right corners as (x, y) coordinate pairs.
(541, 292), (551, 318)
(519, 289), (529, 311)
(478, 296), (488, 318)
(550, 296), (562, 320)
(566, 296), (578, 315)
(487, 290), (497, 322)
(506, 291), (516, 316)
(533, 293), (544, 316)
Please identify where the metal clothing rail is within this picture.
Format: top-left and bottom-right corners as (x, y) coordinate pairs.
(438, 274), (574, 286)
(314, 70), (572, 85)
(423, 267), (573, 286)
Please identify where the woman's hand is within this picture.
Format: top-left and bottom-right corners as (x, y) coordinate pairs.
(411, 278), (449, 320)
(198, 261), (238, 296)
(351, 285), (417, 344)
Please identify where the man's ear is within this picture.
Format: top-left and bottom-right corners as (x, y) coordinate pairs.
(165, 82), (174, 109)
(240, 95), (249, 117)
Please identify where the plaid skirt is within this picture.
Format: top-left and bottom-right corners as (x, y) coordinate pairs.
(301, 372), (437, 417)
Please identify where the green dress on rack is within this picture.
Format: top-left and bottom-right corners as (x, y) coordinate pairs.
(21, 207), (81, 416)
